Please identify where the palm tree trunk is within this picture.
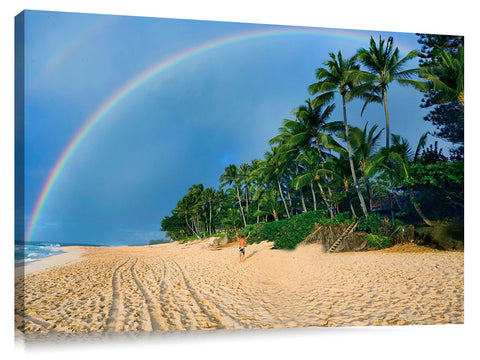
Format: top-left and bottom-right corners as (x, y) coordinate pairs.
(194, 216), (201, 237)
(391, 189), (407, 212)
(327, 180), (336, 216)
(349, 197), (357, 218)
(310, 181), (317, 211)
(383, 88), (390, 149)
(185, 215), (201, 240)
(414, 203), (433, 226)
(296, 164), (307, 212)
(245, 186), (249, 216)
(314, 137), (323, 160)
(345, 183), (357, 218)
(209, 202), (212, 236)
(316, 180), (334, 218)
(299, 188), (307, 212)
(363, 175), (373, 211)
(342, 95), (368, 217)
(325, 179), (335, 215)
(235, 183), (247, 227)
(272, 209), (279, 221)
(286, 190), (294, 215)
(409, 190), (434, 226)
(314, 138), (334, 217)
(277, 177), (291, 218)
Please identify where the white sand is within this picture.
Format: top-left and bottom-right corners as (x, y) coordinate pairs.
(21, 246), (85, 275)
(15, 241), (464, 337)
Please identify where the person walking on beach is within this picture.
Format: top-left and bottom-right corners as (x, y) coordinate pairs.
(236, 230), (250, 262)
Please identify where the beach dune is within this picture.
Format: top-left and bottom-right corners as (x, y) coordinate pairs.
(15, 240), (464, 339)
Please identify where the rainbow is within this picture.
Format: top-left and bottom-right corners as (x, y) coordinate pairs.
(27, 15), (114, 91)
(25, 25), (412, 243)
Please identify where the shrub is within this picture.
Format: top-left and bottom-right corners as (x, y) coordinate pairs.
(317, 211), (351, 226)
(272, 211), (351, 250)
(262, 220), (286, 242)
(365, 234), (390, 249)
(239, 223), (265, 243)
(273, 218), (315, 249)
(326, 211), (351, 225)
(358, 214), (381, 234)
(238, 211), (353, 250)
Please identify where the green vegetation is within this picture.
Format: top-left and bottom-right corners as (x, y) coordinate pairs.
(160, 34), (464, 250)
(358, 214), (381, 234)
(365, 234), (391, 249)
(238, 211), (351, 250)
(417, 34), (464, 158)
(416, 222), (464, 250)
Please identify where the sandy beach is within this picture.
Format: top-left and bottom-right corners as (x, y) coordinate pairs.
(19, 246), (85, 276)
(15, 240), (464, 340)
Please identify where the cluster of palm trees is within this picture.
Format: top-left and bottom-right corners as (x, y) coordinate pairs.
(161, 35), (464, 240)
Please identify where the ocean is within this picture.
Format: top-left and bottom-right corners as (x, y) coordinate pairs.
(14, 242), (102, 267)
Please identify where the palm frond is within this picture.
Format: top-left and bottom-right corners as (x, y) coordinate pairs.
(414, 133), (428, 162)
(291, 173), (314, 190)
(311, 92), (335, 107)
(396, 78), (430, 92)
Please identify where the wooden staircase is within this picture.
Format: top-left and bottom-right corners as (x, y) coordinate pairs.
(328, 220), (359, 253)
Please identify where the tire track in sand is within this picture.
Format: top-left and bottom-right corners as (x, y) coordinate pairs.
(160, 258), (203, 330)
(21, 314), (63, 334)
(172, 260), (245, 329)
(104, 258), (130, 332)
(155, 258), (185, 330)
(130, 258), (167, 331)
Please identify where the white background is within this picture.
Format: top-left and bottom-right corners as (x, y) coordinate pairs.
(2, 1), (478, 359)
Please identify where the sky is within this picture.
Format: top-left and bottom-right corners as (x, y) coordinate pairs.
(18, 9), (455, 246)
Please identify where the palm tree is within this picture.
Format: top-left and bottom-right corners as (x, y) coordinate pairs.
(202, 187), (216, 236)
(239, 162), (253, 219)
(249, 159), (271, 210)
(421, 46), (464, 106)
(309, 51), (369, 217)
(247, 159), (265, 223)
(175, 193), (202, 239)
(325, 153), (360, 218)
(380, 133), (432, 225)
(356, 36), (427, 148)
(214, 188), (233, 232)
(381, 133), (427, 184)
(286, 100), (342, 209)
(266, 147), (292, 218)
(348, 123), (384, 209)
(290, 99), (338, 157)
(220, 165), (247, 227)
(221, 208), (243, 232)
(293, 148), (335, 217)
(188, 184), (207, 237)
(253, 189), (284, 222)
(291, 148), (318, 212)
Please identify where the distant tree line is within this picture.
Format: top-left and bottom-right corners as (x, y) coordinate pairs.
(149, 239), (170, 245)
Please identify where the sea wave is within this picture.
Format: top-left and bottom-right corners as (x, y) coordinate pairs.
(15, 243), (64, 266)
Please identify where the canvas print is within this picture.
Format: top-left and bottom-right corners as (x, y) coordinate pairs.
(15, 10), (464, 344)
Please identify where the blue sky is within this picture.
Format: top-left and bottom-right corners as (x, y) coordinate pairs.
(20, 10), (453, 246)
